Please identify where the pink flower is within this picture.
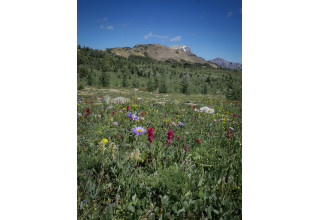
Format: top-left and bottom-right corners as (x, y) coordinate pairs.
(112, 111), (115, 115)
(184, 145), (188, 152)
(166, 129), (173, 145)
(178, 136), (181, 141)
(197, 138), (201, 144)
(148, 127), (154, 145)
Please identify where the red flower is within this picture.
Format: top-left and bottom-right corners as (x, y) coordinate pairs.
(193, 105), (196, 109)
(177, 136), (181, 141)
(233, 113), (237, 117)
(197, 138), (201, 144)
(127, 105), (130, 111)
(141, 112), (144, 117)
(85, 113), (87, 117)
(166, 129), (173, 145)
(184, 145), (188, 152)
(148, 127), (154, 145)
(119, 133), (122, 138)
(86, 108), (91, 114)
(112, 111), (115, 115)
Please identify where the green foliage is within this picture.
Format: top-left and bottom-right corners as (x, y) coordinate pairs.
(77, 93), (242, 219)
(101, 71), (111, 87)
(158, 75), (169, 93)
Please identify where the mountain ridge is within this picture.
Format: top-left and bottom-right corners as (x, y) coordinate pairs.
(208, 57), (242, 70)
(105, 44), (218, 68)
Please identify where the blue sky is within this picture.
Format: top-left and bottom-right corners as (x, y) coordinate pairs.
(78, 0), (242, 63)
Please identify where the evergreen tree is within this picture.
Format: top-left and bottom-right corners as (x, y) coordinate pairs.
(101, 71), (110, 87)
(121, 72), (129, 87)
(159, 75), (169, 93)
(147, 77), (154, 92)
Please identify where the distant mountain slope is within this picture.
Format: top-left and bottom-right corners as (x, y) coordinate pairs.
(107, 44), (217, 68)
(208, 58), (242, 70)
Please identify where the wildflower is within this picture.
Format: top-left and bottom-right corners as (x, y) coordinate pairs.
(193, 105), (196, 109)
(165, 112), (167, 117)
(233, 113), (237, 117)
(178, 121), (183, 126)
(171, 122), (177, 126)
(132, 104), (138, 108)
(226, 118), (229, 121)
(134, 148), (140, 161)
(99, 141), (106, 153)
(114, 122), (118, 126)
(131, 126), (147, 136)
(102, 138), (108, 143)
(127, 105), (130, 111)
(214, 119), (217, 122)
(229, 127), (234, 131)
(197, 138), (201, 144)
(85, 113), (87, 117)
(119, 133), (122, 138)
(185, 131), (189, 135)
(82, 200), (87, 204)
(210, 131), (213, 136)
(233, 121), (236, 124)
(184, 145), (188, 152)
(86, 108), (91, 114)
(178, 136), (181, 141)
(141, 112), (144, 117)
(112, 111), (115, 115)
(78, 113), (82, 116)
(140, 117), (145, 121)
(148, 127), (154, 145)
(108, 105), (113, 109)
(166, 129), (173, 145)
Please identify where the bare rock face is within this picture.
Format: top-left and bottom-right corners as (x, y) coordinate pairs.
(111, 97), (130, 104)
(198, 106), (215, 114)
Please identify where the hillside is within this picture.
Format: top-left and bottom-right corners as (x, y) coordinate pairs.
(209, 58), (242, 70)
(106, 44), (217, 68)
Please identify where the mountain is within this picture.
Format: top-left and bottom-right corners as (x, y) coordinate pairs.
(170, 45), (192, 54)
(106, 44), (217, 68)
(208, 58), (242, 70)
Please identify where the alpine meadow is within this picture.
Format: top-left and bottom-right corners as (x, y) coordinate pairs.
(78, 0), (242, 219)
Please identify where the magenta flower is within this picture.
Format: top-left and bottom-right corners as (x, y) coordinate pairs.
(184, 145), (188, 152)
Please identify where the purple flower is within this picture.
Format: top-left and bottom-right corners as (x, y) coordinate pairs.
(226, 118), (230, 121)
(233, 121), (236, 124)
(171, 122), (177, 126)
(131, 127), (147, 136)
(178, 121), (183, 126)
(140, 117), (145, 121)
(229, 127), (234, 131)
(78, 113), (82, 116)
(108, 105), (113, 109)
(127, 112), (132, 117)
(114, 122), (118, 125)
(127, 112), (138, 120)
(184, 145), (188, 152)
(214, 119), (217, 122)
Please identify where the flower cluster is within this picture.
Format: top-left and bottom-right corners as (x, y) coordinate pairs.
(148, 127), (154, 145)
(166, 129), (173, 145)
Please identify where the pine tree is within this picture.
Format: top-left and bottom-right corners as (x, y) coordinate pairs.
(101, 71), (110, 87)
(159, 75), (168, 93)
(147, 77), (154, 92)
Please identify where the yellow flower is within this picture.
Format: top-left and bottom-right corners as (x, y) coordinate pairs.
(185, 131), (189, 135)
(98, 131), (102, 134)
(176, 115), (180, 117)
(102, 138), (108, 143)
(132, 104), (138, 108)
